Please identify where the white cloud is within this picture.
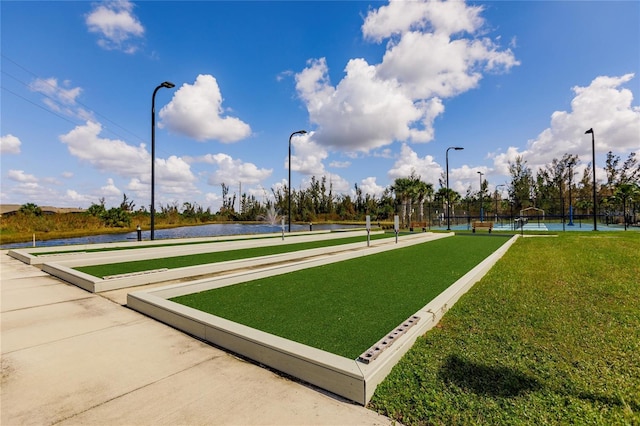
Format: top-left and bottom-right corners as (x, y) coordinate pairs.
(65, 189), (93, 205)
(359, 176), (386, 198)
(490, 74), (640, 174)
(101, 178), (122, 197)
(1, 134), (21, 154)
(362, 0), (484, 42)
(159, 74), (252, 143)
(61, 171), (74, 179)
(295, 0), (518, 154)
(8, 169), (38, 183)
(156, 156), (199, 195)
(5, 181), (58, 204)
(59, 121), (198, 199)
(42, 176), (62, 185)
(29, 78), (93, 121)
(289, 132), (328, 176)
(60, 121), (149, 177)
(296, 58), (426, 151)
(387, 144), (442, 184)
(276, 70), (294, 82)
(195, 153), (272, 186)
(374, 148), (394, 158)
(455, 164), (491, 182)
(3, 171), (120, 209)
(271, 179), (287, 195)
(329, 160), (351, 168)
(325, 173), (350, 193)
(85, 0), (144, 53)
(490, 146), (522, 176)
(3, 169), (99, 207)
(30, 78), (81, 105)
(125, 178), (147, 197)
(205, 192), (223, 213)
(377, 32), (518, 99)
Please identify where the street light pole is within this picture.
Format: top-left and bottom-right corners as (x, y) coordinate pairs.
(288, 129), (307, 232)
(151, 81), (175, 240)
(446, 146), (464, 230)
(568, 166), (575, 226)
(495, 184), (505, 223)
(585, 128), (597, 231)
(477, 171), (484, 222)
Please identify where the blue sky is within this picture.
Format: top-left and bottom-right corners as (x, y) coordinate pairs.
(2, 0), (639, 212)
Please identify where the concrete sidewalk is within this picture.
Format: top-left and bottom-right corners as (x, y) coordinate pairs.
(1, 252), (395, 425)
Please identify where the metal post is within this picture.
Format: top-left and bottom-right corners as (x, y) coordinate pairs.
(446, 146), (463, 230)
(495, 184), (505, 225)
(394, 215), (399, 243)
(477, 171), (484, 222)
(288, 130), (307, 232)
(586, 128), (597, 231)
(151, 81), (175, 240)
(366, 215), (371, 247)
(561, 178), (565, 232)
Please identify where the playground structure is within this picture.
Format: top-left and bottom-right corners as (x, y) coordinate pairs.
(517, 207), (545, 229)
(520, 207), (545, 222)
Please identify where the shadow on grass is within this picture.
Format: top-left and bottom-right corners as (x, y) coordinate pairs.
(574, 390), (639, 412)
(439, 354), (639, 412)
(438, 354), (541, 397)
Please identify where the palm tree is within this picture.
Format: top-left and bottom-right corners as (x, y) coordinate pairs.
(415, 180), (434, 223)
(392, 172), (431, 227)
(391, 177), (413, 227)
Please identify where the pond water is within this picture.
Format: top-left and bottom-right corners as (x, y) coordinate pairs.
(1, 223), (362, 250)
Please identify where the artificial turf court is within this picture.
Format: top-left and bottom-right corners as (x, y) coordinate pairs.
(170, 234), (511, 359)
(75, 232), (394, 278)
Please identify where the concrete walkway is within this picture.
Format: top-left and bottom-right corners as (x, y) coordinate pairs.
(1, 252), (395, 425)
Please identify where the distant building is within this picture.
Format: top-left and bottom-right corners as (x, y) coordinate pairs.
(0, 204), (86, 217)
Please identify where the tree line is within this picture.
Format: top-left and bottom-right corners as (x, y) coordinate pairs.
(508, 151), (639, 224)
(12, 150), (639, 229)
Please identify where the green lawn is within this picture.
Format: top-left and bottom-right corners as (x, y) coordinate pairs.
(369, 232), (640, 425)
(171, 235), (511, 359)
(75, 233), (393, 277)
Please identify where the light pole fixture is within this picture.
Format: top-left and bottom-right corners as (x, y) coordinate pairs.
(446, 146), (464, 230)
(477, 171), (484, 222)
(568, 166), (575, 226)
(495, 184), (505, 223)
(585, 128), (597, 231)
(288, 129), (307, 232)
(151, 81), (175, 240)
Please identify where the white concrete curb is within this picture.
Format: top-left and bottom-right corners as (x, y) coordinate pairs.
(37, 231), (432, 293)
(128, 234), (519, 405)
(6, 230), (335, 265)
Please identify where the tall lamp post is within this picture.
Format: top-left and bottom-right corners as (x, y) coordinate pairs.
(568, 166), (575, 226)
(495, 184), (505, 223)
(288, 129), (307, 232)
(151, 81), (175, 240)
(585, 128), (597, 231)
(446, 146), (464, 230)
(477, 171), (484, 222)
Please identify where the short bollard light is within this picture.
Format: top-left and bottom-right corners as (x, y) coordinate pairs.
(394, 215), (399, 244)
(137, 225), (142, 242)
(366, 215), (371, 247)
